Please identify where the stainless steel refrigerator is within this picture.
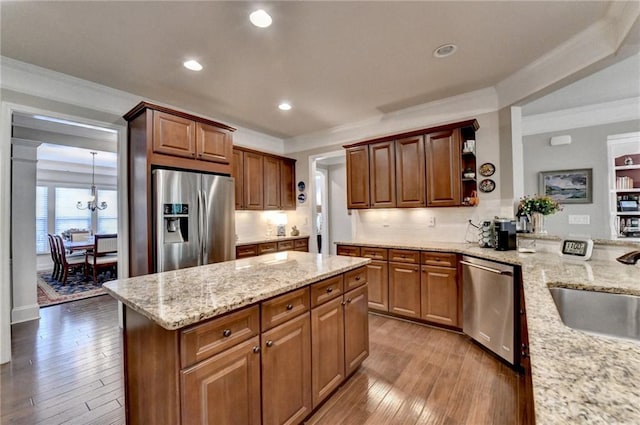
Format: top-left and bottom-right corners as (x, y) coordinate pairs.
(153, 169), (235, 272)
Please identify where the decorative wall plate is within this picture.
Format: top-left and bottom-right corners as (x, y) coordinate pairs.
(479, 179), (496, 193)
(297, 193), (307, 203)
(297, 181), (306, 192)
(479, 162), (495, 177)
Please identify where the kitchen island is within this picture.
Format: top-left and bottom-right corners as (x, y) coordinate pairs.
(336, 239), (640, 425)
(104, 251), (370, 425)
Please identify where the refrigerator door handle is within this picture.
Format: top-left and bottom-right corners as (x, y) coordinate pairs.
(201, 189), (208, 263)
(197, 189), (204, 265)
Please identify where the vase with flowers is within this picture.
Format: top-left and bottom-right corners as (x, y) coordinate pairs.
(517, 195), (562, 234)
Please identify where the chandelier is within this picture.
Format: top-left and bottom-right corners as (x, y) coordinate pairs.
(76, 151), (107, 211)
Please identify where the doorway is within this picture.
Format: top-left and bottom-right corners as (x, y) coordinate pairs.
(1, 105), (126, 364)
(311, 151), (352, 256)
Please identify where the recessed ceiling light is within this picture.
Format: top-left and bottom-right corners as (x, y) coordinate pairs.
(250, 9), (272, 28)
(183, 60), (203, 71)
(433, 44), (458, 58)
(278, 102), (292, 111)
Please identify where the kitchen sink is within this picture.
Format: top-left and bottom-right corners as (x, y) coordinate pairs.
(548, 287), (640, 341)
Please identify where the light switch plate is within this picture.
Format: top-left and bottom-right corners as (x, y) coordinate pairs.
(568, 214), (590, 225)
(427, 216), (436, 227)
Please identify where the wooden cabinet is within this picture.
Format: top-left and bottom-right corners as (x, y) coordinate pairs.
(425, 129), (461, 207)
(420, 265), (458, 327)
(124, 102), (236, 277)
(344, 284), (369, 376)
(232, 148), (244, 210)
(181, 336), (261, 425)
(336, 244), (361, 257)
(235, 147), (296, 211)
(310, 274), (368, 408)
(261, 312), (312, 425)
(243, 151), (264, 210)
(235, 237), (309, 259)
(280, 159), (297, 210)
(389, 259), (421, 319)
(395, 136), (426, 207)
(346, 145), (370, 209)
(369, 141), (396, 208)
(518, 278), (535, 425)
(360, 247), (388, 312)
(343, 119), (478, 210)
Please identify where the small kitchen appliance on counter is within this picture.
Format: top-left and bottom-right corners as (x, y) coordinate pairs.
(493, 218), (517, 251)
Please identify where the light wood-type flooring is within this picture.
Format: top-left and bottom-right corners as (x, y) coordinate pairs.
(1, 296), (519, 425)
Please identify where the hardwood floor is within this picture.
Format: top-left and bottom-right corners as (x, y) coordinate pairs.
(1, 296), (518, 425)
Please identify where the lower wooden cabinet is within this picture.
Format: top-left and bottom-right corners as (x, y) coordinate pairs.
(181, 336), (261, 425)
(420, 265), (458, 327)
(366, 260), (388, 312)
(235, 237), (309, 259)
(389, 262), (421, 318)
(262, 313), (312, 425)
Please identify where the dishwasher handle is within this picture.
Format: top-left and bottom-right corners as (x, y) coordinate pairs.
(460, 260), (513, 276)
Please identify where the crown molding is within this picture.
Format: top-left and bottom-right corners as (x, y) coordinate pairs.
(521, 97), (640, 136)
(284, 87), (498, 154)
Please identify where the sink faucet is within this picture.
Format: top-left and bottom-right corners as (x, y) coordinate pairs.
(616, 250), (640, 265)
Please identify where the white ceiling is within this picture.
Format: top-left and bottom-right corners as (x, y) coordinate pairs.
(0, 1), (621, 139)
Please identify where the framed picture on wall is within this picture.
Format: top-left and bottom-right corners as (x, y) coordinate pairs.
(539, 168), (593, 204)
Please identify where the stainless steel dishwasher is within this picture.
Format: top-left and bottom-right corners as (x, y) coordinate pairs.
(461, 255), (515, 365)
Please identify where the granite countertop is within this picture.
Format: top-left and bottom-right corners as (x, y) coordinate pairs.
(336, 239), (640, 424)
(236, 234), (310, 246)
(103, 251), (369, 331)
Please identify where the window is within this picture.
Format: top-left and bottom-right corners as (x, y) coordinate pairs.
(54, 187), (91, 235)
(97, 189), (118, 234)
(35, 186), (48, 253)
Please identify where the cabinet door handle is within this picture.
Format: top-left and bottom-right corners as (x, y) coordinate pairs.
(253, 346), (260, 353)
(326, 287), (333, 293)
(266, 340), (274, 348)
(286, 304), (294, 310)
(222, 329), (232, 337)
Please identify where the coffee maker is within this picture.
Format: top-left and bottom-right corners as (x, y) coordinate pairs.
(493, 218), (517, 251)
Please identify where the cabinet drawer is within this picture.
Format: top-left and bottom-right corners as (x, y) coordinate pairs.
(261, 287), (310, 331)
(310, 275), (344, 308)
(389, 249), (420, 264)
(181, 305), (260, 368)
(344, 266), (368, 291)
(236, 244), (258, 259)
(337, 245), (361, 257)
(259, 242), (278, 254)
(277, 240), (294, 251)
(421, 251), (457, 267)
(294, 238), (308, 248)
(361, 247), (388, 260)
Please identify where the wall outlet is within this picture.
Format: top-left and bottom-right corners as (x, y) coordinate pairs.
(427, 216), (436, 227)
(568, 214), (590, 225)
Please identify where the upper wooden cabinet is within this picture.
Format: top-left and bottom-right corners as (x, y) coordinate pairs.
(369, 141), (396, 208)
(426, 129), (461, 207)
(153, 111), (196, 158)
(196, 122), (234, 164)
(396, 136), (426, 208)
(234, 147), (296, 211)
(346, 145), (370, 209)
(343, 119), (478, 209)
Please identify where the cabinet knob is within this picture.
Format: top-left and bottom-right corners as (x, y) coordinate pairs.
(346, 298), (352, 304)
(326, 287), (333, 293)
(521, 351), (528, 359)
(286, 303), (294, 310)
(252, 346), (260, 354)
(355, 276), (361, 281)
(266, 340), (274, 348)
(222, 329), (232, 337)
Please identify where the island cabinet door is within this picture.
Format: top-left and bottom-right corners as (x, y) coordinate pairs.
(311, 296), (345, 408)
(180, 336), (261, 425)
(344, 284), (369, 377)
(261, 313), (312, 425)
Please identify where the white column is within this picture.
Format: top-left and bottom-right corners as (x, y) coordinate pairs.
(10, 138), (41, 324)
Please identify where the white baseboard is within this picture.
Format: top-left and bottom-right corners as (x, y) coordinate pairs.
(11, 304), (40, 324)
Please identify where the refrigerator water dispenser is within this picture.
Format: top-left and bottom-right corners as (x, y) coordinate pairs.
(163, 204), (189, 244)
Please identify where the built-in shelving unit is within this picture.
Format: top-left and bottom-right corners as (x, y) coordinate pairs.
(608, 132), (640, 242)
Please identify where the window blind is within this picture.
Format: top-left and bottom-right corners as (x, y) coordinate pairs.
(35, 186), (48, 254)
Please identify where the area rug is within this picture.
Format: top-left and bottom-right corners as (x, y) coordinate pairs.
(37, 269), (115, 307)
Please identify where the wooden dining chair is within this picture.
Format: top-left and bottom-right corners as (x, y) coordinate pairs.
(85, 234), (118, 283)
(47, 234), (62, 281)
(53, 235), (86, 284)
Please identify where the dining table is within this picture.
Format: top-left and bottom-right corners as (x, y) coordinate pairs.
(63, 238), (95, 253)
